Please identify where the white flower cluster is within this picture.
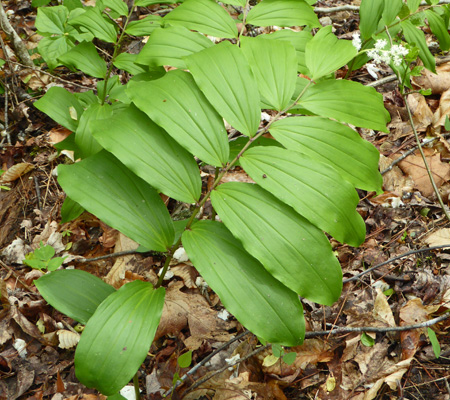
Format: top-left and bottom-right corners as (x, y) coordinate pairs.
(352, 32), (362, 51)
(367, 39), (409, 66)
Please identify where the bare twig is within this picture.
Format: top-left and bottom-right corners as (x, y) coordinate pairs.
(77, 249), (159, 262)
(343, 244), (450, 283)
(164, 330), (251, 396)
(0, 3), (34, 67)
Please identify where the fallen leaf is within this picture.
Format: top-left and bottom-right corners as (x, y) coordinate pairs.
(412, 62), (450, 94)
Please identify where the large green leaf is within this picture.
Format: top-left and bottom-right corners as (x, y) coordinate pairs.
(35, 269), (115, 325)
(186, 41), (260, 137)
(60, 196), (84, 223)
(58, 150), (174, 251)
(261, 29), (312, 75)
(240, 147), (366, 246)
(305, 26), (357, 81)
(299, 80), (390, 132)
(269, 116), (383, 192)
(136, 25), (213, 69)
(124, 15), (162, 36)
(68, 7), (117, 43)
(359, 0), (384, 40)
(382, 0), (402, 25)
(75, 102), (110, 159)
(37, 35), (75, 70)
(164, 0), (238, 38)
(91, 104), (201, 203)
(75, 281), (165, 395)
(128, 69), (229, 167)
(401, 20), (436, 73)
(241, 36), (297, 111)
(58, 41), (107, 78)
(113, 53), (147, 75)
(34, 86), (84, 132)
(211, 183), (342, 305)
(425, 10), (450, 51)
(35, 5), (68, 35)
(182, 220), (304, 346)
(246, 0), (319, 28)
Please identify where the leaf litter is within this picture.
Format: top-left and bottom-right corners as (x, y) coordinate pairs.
(2, 0), (450, 399)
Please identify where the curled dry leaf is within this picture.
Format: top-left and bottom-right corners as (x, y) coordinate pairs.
(412, 62), (450, 95)
(398, 148), (450, 197)
(57, 329), (80, 349)
(0, 163), (34, 183)
(407, 93), (433, 132)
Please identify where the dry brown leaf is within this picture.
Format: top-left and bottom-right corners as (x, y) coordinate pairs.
(373, 288), (396, 328)
(398, 148), (450, 197)
(56, 330), (80, 349)
(379, 155), (414, 196)
(170, 264), (197, 288)
(412, 62), (450, 94)
(423, 228), (450, 247)
(0, 162), (33, 183)
(105, 233), (138, 288)
(407, 93), (434, 132)
(432, 88), (450, 129)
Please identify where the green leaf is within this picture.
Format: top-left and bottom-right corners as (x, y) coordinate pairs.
(382, 0), (402, 25)
(136, 25), (213, 70)
(91, 104), (202, 203)
(69, 7), (117, 43)
(107, 394), (127, 400)
(359, 0), (384, 40)
(229, 136), (283, 166)
(113, 53), (147, 75)
(186, 41), (260, 137)
(64, 0), (84, 11)
(61, 196), (84, 223)
(305, 26), (357, 81)
(58, 41), (107, 78)
(241, 36), (297, 111)
(428, 327), (441, 359)
(35, 5), (69, 35)
(75, 102), (110, 159)
(34, 86), (84, 132)
(425, 10), (450, 51)
(164, 0), (238, 38)
(103, 0), (128, 16)
(272, 343), (282, 358)
(407, 0), (421, 12)
(75, 281), (165, 395)
(37, 36), (75, 71)
(401, 20), (436, 73)
(299, 80), (390, 132)
(182, 220), (305, 346)
(361, 332), (375, 347)
(282, 352), (297, 365)
(223, 0), (246, 5)
(35, 269), (115, 324)
(269, 116), (383, 192)
(135, 0), (177, 5)
(58, 150), (175, 251)
(260, 29), (312, 75)
(124, 15), (162, 36)
(46, 257), (66, 271)
(246, 0), (319, 28)
(32, 0), (52, 6)
(240, 147), (366, 246)
(128, 69), (229, 167)
(211, 183), (342, 305)
(178, 351), (192, 368)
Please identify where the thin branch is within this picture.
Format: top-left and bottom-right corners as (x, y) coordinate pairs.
(314, 0), (450, 14)
(0, 3), (34, 67)
(77, 249), (159, 263)
(164, 330), (251, 397)
(343, 244), (450, 283)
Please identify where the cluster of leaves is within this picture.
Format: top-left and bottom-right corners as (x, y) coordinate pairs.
(23, 241), (66, 271)
(30, 0), (450, 396)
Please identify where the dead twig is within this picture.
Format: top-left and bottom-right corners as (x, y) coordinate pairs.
(343, 244), (450, 283)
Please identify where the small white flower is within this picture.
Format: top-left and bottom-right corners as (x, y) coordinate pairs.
(374, 39), (388, 50)
(158, 267), (174, 280)
(225, 354), (241, 370)
(217, 309), (230, 321)
(352, 32), (361, 51)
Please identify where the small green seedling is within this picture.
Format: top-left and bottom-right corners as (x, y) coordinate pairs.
(23, 241), (66, 271)
(361, 332), (375, 347)
(263, 343), (297, 367)
(428, 327), (441, 359)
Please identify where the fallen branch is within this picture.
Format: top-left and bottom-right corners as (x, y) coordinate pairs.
(344, 244), (450, 283)
(0, 3), (33, 67)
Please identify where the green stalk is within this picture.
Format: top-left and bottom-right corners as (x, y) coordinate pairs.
(100, 1), (135, 105)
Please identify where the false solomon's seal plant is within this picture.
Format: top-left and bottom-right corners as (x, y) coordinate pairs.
(31, 0), (447, 396)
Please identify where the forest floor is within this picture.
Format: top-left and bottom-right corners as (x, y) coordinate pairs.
(2, 0), (450, 399)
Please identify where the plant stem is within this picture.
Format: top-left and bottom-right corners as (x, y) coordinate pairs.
(100, 1), (135, 105)
(237, 0), (250, 47)
(133, 372), (141, 400)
